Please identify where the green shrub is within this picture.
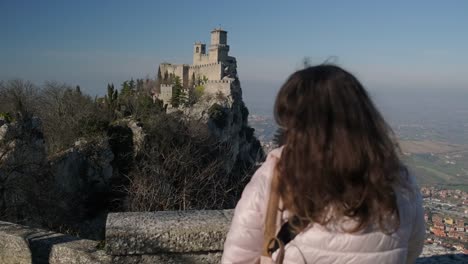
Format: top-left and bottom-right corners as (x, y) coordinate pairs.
(0, 112), (13, 123)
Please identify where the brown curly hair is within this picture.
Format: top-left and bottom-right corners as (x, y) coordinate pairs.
(274, 64), (408, 234)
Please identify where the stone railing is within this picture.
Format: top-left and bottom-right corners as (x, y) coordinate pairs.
(0, 210), (233, 264)
(0, 210), (467, 263)
(105, 210), (232, 263)
(0, 220), (109, 264)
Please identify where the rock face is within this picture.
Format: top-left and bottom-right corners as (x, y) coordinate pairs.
(177, 78), (264, 175)
(0, 116), (48, 221)
(0, 116), (47, 176)
(0, 115), (114, 239)
(50, 139), (114, 195)
(48, 139), (114, 239)
(209, 79), (264, 171)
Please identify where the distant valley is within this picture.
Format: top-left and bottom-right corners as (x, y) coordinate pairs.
(244, 87), (468, 191)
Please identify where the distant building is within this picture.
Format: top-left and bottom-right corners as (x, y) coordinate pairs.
(155, 28), (238, 107)
(444, 217), (454, 225)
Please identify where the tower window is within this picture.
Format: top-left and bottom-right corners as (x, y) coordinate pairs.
(196, 47), (199, 53)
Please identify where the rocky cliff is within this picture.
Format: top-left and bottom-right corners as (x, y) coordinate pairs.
(174, 78), (264, 175)
(0, 76), (264, 238)
(0, 115), (114, 238)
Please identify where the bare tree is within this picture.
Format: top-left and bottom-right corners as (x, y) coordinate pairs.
(37, 81), (106, 153)
(122, 115), (248, 211)
(0, 79), (40, 118)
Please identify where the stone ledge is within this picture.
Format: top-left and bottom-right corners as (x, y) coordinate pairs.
(105, 210), (233, 255)
(1, 215), (467, 264)
(0, 221), (105, 264)
(111, 252), (222, 264)
(0, 221), (32, 264)
(49, 239), (111, 264)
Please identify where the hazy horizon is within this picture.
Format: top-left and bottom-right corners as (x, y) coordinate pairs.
(1, 0), (468, 96)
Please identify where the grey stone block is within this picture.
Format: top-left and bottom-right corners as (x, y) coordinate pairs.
(105, 210), (233, 255)
(0, 221), (32, 264)
(0, 221), (109, 264)
(0, 220), (80, 264)
(49, 239), (111, 264)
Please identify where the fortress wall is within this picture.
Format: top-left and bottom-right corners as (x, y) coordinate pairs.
(159, 63), (179, 77)
(193, 54), (210, 65)
(204, 80), (232, 97)
(188, 62), (223, 81)
(159, 64), (189, 88)
(159, 84), (173, 105)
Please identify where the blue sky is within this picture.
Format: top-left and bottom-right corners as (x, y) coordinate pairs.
(1, 0), (468, 96)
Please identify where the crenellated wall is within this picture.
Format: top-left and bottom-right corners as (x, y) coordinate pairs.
(204, 79), (233, 98)
(188, 62), (223, 82)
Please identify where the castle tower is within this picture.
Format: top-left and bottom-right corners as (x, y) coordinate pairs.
(193, 42), (207, 65)
(209, 28), (230, 63)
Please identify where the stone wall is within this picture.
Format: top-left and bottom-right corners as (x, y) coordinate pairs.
(159, 63), (189, 88)
(189, 62), (223, 81)
(1, 211), (467, 263)
(193, 51), (210, 65)
(159, 84), (173, 105)
(204, 80), (233, 98)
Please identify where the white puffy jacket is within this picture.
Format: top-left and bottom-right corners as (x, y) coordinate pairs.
(222, 148), (425, 264)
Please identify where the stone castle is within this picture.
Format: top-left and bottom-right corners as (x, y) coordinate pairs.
(156, 28), (238, 105)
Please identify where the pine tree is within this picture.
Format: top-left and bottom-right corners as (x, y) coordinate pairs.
(136, 79), (143, 92)
(129, 78), (135, 91)
(170, 76), (184, 107)
(75, 85), (81, 94)
(121, 81), (131, 97)
(112, 84), (118, 102)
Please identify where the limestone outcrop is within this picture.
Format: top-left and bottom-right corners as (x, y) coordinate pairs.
(0, 116), (114, 239)
(49, 138), (114, 195)
(175, 78), (264, 176)
(0, 116), (48, 222)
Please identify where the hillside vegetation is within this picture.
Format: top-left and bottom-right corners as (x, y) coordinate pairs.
(0, 78), (263, 238)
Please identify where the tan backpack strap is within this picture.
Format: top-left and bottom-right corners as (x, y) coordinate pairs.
(262, 163), (281, 257)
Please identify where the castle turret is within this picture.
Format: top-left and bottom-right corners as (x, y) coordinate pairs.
(209, 28), (230, 63)
(193, 42), (208, 65)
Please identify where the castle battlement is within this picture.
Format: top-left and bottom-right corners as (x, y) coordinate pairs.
(206, 79), (233, 84)
(160, 84), (173, 88)
(189, 62), (221, 69)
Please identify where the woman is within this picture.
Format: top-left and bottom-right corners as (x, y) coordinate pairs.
(222, 65), (425, 264)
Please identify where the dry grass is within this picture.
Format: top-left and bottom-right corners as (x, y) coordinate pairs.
(399, 140), (465, 154)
